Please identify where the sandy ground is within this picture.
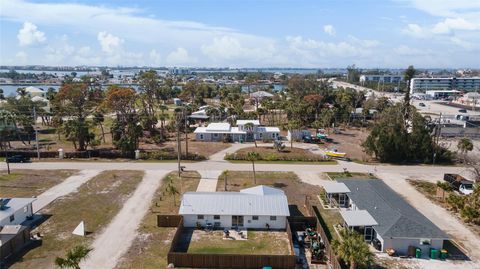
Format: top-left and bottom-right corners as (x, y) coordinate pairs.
(32, 169), (102, 212)
(80, 170), (169, 269)
(377, 172), (480, 264)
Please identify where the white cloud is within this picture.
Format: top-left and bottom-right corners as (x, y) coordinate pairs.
(149, 49), (161, 65)
(15, 51), (27, 63)
(432, 18), (478, 34)
(17, 21), (46, 46)
(97, 31), (123, 54)
(394, 45), (425, 56)
(166, 47), (191, 65)
(323, 25), (336, 36)
(402, 23), (429, 38)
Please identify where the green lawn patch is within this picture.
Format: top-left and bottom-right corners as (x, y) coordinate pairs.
(225, 146), (331, 163)
(186, 230), (290, 255)
(326, 172), (377, 180)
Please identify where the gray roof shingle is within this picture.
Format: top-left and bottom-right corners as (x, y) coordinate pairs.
(339, 179), (448, 240)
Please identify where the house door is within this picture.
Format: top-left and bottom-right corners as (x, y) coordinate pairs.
(232, 216), (244, 227)
(364, 226), (374, 242)
(339, 194), (346, 207)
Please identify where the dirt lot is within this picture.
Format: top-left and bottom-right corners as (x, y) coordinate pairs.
(0, 169), (76, 197)
(227, 146), (330, 162)
(115, 171), (200, 269)
(217, 171), (322, 217)
(183, 229), (290, 255)
(322, 127), (372, 162)
(9, 170), (143, 269)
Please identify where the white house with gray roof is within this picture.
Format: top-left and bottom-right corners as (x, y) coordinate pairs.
(193, 120), (280, 142)
(179, 185), (289, 229)
(336, 179), (448, 256)
(0, 198), (35, 227)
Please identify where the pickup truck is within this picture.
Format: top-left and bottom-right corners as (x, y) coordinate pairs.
(443, 174), (475, 195)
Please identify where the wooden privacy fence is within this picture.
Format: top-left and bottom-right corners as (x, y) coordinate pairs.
(157, 215), (183, 227)
(167, 216), (296, 269)
(305, 196), (347, 269)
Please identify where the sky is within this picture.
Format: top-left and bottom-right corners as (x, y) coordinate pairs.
(0, 0), (479, 68)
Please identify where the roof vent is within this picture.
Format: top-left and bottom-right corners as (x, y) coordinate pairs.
(374, 206), (377, 210)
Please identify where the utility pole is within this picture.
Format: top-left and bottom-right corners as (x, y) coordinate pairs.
(33, 107), (40, 159)
(3, 138), (10, 174)
(184, 108), (188, 160)
(176, 111), (182, 177)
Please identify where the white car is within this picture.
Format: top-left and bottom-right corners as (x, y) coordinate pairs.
(459, 183), (474, 195)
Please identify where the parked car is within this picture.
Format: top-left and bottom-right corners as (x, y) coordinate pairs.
(458, 109), (467, 113)
(419, 102), (426, 107)
(6, 155), (31, 163)
(444, 173), (474, 195)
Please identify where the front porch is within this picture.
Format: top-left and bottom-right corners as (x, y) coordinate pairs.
(322, 182), (351, 208)
(339, 210), (378, 242)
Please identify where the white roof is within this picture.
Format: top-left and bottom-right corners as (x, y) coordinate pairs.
(237, 120), (260, 126)
(258, 126), (280, 133)
(179, 186), (289, 216)
(230, 127), (246, 134)
(25, 86), (44, 93)
(206, 122), (231, 131)
(31, 96), (48, 102)
(240, 185), (285, 195)
(340, 210), (378, 227)
(250, 91), (273, 98)
(0, 198), (36, 221)
(323, 182), (350, 194)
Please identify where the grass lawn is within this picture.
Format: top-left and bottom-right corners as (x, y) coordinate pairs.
(217, 171), (322, 217)
(186, 230), (290, 255)
(225, 146), (331, 163)
(0, 169), (76, 197)
(326, 172), (377, 180)
(115, 171), (200, 269)
(313, 204), (344, 241)
(227, 159), (337, 165)
(9, 170), (144, 269)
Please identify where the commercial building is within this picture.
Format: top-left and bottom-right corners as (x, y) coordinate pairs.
(359, 75), (403, 83)
(179, 186), (289, 229)
(410, 77), (480, 93)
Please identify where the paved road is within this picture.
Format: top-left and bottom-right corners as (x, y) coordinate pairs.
(81, 170), (169, 269)
(33, 170), (102, 213)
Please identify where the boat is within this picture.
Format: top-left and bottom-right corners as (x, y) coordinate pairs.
(325, 150), (346, 158)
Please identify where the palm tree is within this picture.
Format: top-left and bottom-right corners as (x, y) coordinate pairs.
(243, 122), (257, 147)
(246, 151), (260, 184)
(55, 245), (92, 269)
(457, 138), (474, 163)
(166, 183), (180, 206)
(332, 229), (374, 269)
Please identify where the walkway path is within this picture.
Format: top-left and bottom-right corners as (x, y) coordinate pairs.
(81, 170), (169, 269)
(32, 169), (102, 213)
(196, 170), (223, 192)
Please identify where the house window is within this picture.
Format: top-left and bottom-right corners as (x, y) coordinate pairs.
(214, 215), (220, 220)
(197, 215), (204, 220)
(259, 133), (263, 138)
(252, 216), (259, 220)
(199, 134), (204, 140)
(270, 216), (277, 221)
(420, 239), (431, 245)
(213, 133), (218, 137)
(9, 214), (15, 222)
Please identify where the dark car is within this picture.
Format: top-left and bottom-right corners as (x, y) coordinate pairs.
(6, 155), (31, 163)
(458, 109), (467, 113)
(419, 102), (426, 107)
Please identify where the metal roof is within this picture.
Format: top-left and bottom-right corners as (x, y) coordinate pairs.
(339, 179), (449, 239)
(340, 210), (378, 227)
(206, 122), (231, 131)
(323, 182), (350, 194)
(179, 186), (289, 216)
(240, 185), (285, 195)
(0, 198), (36, 221)
(237, 120), (260, 126)
(258, 126), (281, 133)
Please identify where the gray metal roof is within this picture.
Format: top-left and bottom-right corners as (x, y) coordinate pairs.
(240, 185), (285, 195)
(323, 182), (351, 194)
(340, 210), (378, 227)
(179, 186), (289, 216)
(339, 179), (449, 240)
(0, 198), (35, 221)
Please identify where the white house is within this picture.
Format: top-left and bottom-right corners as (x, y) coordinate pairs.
(0, 198), (36, 227)
(24, 86), (46, 98)
(194, 120), (280, 142)
(179, 186), (290, 229)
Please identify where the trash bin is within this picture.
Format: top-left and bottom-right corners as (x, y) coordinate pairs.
(440, 249), (448, 260)
(430, 248), (439, 259)
(415, 248), (422, 258)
